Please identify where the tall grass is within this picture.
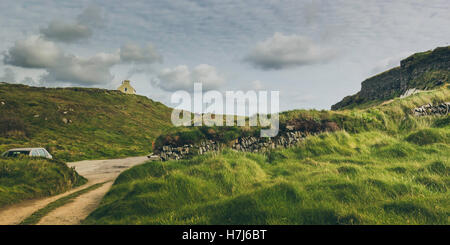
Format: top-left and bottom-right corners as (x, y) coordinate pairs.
(83, 128), (449, 224)
(84, 86), (449, 225)
(0, 157), (87, 207)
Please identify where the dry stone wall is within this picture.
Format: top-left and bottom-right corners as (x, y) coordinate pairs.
(413, 102), (449, 116)
(152, 130), (310, 161)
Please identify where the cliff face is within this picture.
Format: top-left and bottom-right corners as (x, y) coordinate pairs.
(331, 46), (450, 110)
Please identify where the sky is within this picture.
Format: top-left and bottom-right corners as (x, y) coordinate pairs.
(0, 0), (449, 113)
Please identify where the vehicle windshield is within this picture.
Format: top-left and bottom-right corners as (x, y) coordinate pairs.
(4, 151), (30, 157)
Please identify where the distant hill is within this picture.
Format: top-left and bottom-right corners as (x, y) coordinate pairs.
(0, 83), (173, 161)
(332, 46), (450, 110)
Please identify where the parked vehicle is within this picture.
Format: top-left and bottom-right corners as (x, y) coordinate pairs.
(147, 154), (161, 161)
(2, 148), (53, 159)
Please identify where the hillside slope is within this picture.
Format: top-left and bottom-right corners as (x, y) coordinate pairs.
(82, 45), (449, 224)
(84, 87), (449, 225)
(332, 46), (449, 110)
(0, 158), (86, 208)
(0, 83), (173, 161)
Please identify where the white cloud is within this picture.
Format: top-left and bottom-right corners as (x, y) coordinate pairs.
(21, 76), (40, 86)
(3, 35), (63, 68)
(251, 80), (264, 90)
(0, 67), (16, 82)
(120, 42), (163, 64)
(153, 64), (225, 91)
(244, 32), (337, 70)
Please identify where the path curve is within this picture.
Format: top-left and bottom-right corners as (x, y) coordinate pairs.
(0, 156), (148, 225)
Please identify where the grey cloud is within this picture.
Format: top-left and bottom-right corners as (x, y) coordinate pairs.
(3, 35), (120, 86)
(120, 43), (163, 64)
(40, 5), (105, 43)
(3, 35), (63, 68)
(3, 35), (163, 86)
(153, 64), (225, 91)
(40, 20), (92, 43)
(40, 52), (120, 86)
(370, 52), (411, 75)
(77, 5), (106, 28)
(1, 0), (449, 111)
(244, 32), (337, 70)
(0, 67), (16, 82)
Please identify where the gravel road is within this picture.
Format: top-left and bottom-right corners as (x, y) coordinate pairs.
(0, 156), (148, 225)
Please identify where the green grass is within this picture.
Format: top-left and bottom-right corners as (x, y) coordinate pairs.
(83, 85), (450, 225)
(406, 128), (450, 145)
(83, 129), (449, 225)
(155, 85), (449, 149)
(20, 182), (106, 225)
(0, 157), (87, 208)
(0, 83), (173, 161)
(2, 63), (449, 224)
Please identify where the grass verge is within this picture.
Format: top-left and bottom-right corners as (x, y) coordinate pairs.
(0, 158), (87, 208)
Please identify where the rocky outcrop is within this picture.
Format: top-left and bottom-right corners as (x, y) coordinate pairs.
(400, 88), (422, 98)
(332, 46), (450, 110)
(412, 102), (449, 116)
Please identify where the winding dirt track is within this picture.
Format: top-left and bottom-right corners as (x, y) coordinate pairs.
(0, 156), (148, 225)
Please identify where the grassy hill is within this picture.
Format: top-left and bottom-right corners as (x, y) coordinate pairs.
(0, 83), (173, 161)
(84, 85), (449, 225)
(0, 157), (86, 208)
(153, 85), (449, 150)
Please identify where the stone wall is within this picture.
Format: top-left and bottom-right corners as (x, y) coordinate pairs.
(413, 102), (449, 116)
(231, 131), (306, 153)
(151, 130), (310, 161)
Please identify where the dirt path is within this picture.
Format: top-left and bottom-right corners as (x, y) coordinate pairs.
(0, 156), (148, 225)
(37, 181), (114, 225)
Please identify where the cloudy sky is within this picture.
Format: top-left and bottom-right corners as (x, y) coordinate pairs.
(1, 0), (449, 112)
